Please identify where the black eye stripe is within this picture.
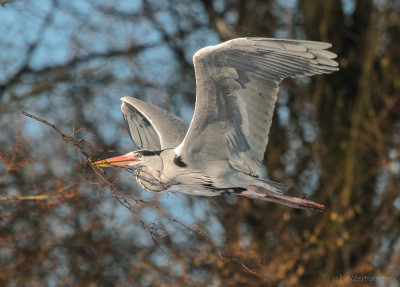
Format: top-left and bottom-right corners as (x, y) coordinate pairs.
(136, 150), (163, 156)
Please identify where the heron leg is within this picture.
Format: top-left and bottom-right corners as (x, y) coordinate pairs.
(239, 185), (325, 212)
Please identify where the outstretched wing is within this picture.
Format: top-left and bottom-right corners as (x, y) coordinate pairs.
(175, 38), (338, 176)
(121, 97), (188, 150)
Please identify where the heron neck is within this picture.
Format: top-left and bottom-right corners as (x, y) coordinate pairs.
(134, 153), (166, 192)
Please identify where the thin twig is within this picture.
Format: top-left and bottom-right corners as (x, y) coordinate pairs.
(22, 111), (80, 143)
(21, 111), (265, 278)
(0, 193), (62, 201)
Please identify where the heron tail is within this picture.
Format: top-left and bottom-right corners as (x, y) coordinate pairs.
(258, 178), (290, 193)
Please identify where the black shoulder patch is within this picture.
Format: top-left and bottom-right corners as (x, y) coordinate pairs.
(173, 155), (187, 167)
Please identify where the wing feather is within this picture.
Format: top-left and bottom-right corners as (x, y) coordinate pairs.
(176, 38), (338, 176)
(121, 97), (188, 150)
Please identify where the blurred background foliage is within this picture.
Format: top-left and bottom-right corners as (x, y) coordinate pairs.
(1, 0), (400, 286)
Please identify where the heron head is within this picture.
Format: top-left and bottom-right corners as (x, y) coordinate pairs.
(94, 150), (162, 169)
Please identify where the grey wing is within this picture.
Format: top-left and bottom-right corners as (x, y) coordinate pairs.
(175, 38), (339, 176)
(121, 97), (188, 150)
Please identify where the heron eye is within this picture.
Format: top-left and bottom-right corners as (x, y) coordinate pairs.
(137, 153), (142, 159)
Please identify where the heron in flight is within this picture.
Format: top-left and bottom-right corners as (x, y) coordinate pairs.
(95, 38), (338, 212)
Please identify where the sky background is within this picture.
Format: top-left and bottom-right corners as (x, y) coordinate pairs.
(1, 0), (399, 286)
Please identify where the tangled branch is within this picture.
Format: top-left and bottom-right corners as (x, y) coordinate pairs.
(21, 111), (263, 277)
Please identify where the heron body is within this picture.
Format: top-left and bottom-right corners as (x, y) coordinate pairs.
(95, 38), (339, 212)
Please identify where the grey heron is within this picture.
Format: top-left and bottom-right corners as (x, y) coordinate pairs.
(95, 38), (338, 212)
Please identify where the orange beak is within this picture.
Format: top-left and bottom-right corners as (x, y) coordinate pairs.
(94, 154), (137, 168)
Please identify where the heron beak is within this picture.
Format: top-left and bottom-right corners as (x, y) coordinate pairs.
(94, 154), (136, 168)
